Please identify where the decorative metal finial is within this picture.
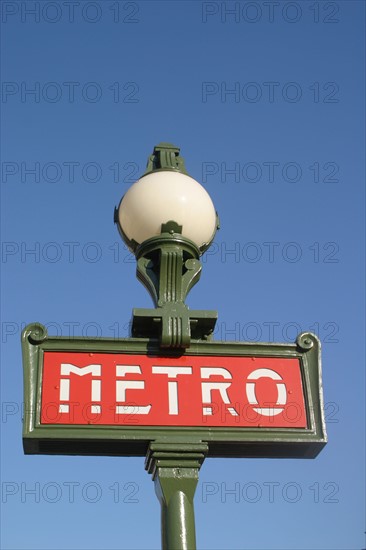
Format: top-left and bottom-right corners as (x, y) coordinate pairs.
(143, 142), (189, 176)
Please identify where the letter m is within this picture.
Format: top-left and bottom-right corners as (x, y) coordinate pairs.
(59, 363), (101, 413)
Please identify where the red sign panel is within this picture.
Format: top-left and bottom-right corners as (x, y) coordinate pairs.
(40, 352), (307, 428)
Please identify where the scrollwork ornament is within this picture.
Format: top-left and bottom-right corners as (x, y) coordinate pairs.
(296, 332), (316, 350)
(26, 323), (48, 345)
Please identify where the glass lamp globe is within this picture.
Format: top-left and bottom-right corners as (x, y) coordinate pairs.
(118, 171), (217, 252)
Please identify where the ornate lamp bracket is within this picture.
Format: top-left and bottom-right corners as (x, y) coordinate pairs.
(132, 221), (217, 348)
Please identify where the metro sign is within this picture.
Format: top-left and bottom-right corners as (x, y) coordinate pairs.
(41, 353), (307, 428)
(22, 324), (327, 458)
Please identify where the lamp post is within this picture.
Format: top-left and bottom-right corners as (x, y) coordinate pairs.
(115, 143), (219, 549)
(21, 142), (327, 550)
(115, 142), (219, 349)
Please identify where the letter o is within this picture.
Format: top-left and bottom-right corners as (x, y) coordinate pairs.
(82, 2), (102, 22)
(246, 368), (287, 416)
(42, 2), (62, 22)
(242, 482), (262, 503)
(242, 162), (262, 183)
(42, 482), (62, 503)
(282, 321), (302, 341)
(282, 2), (302, 23)
(82, 162), (102, 183)
(282, 402), (303, 423)
(282, 482), (302, 502)
(42, 242), (62, 263)
(42, 402), (62, 422)
(242, 242), (262, 263)
(242, 82), (262, 103)
(42, 82), (62, 103)
(282, 242), (302, 263)
(242, 322), (262, 341)
(242, 2), (262, 22)
(42, 162), (62, 183)
(82, 322), (102, 338)
(282, 162), (302, 183)
(82, 242), (102, 263)
(282, 81), (302, 102)
(82, 82), (102, 102)
(82, 482), (102, 503)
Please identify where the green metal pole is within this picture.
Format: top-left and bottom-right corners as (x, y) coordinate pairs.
(145, 442), (208, 550)
(155, 467), (199, 550)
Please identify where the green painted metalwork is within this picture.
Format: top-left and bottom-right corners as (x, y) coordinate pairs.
(143, 142), (189, 176)
(22, 323), (327, 458)
(132, 222), (217, 348)
(146, 442), (207, 550)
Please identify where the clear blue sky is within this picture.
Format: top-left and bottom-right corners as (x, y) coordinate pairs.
(1, 1), (365, 549)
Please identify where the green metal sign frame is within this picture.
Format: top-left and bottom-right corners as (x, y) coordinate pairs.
(22, 323), (326, 459)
